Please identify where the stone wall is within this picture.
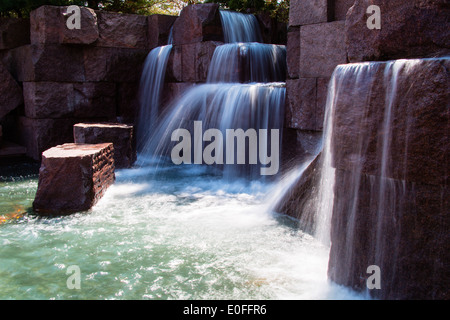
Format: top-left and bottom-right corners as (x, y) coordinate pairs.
(0, 5), (176, 161)
(285, 0), (353, 159)
(0, 4), (286, 161)
(346, 0), (450, 62)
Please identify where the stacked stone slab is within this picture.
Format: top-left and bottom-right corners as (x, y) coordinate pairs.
(328, 57), (449, 300)
(74, 123), (136, 168)
(33, 142), (115, 215)
(285, 0), (353, 147)
(163, 4), (224, 110)
(0, 5), (176, 161)
(326, 0), (450, 300)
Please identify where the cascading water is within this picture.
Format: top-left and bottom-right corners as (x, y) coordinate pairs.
(0, 9), (369, 300)
(207, 43), (286, 83)
(138, 82), (285, 178)
(137, 44), (173, 151)
(219, 10), (263, 43)
(138, 10), (287, 179)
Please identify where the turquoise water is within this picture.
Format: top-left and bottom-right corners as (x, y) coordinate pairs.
(0, 162), (363, 300)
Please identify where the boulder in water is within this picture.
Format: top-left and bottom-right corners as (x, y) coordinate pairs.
(33, 143), (115, 215)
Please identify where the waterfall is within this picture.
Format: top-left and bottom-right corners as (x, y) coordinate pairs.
(138, 82), (285, 178)
(137, 10), (287, 179)
(137, 44), (173, 151)
(207, 43), (286, 83)
(219, 10), (263, 43)
(312, 57), (450, 299)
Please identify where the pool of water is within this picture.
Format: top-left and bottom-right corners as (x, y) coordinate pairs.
(0, 161), (364, 300)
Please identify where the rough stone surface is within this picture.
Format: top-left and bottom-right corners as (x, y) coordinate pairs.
(147, 14), (178, 49)
(326, 57), (449, 299)
(286, 78), (327, 132)
(117, 82), (140, 124)
(0, 62), (23, 119)
(73, 123), (136, 168)
(30, 5), (99, 45)
(172, 4), (223, 45)
(329, 169), (449, 300)
(33, 143), (115, 215)
(0, 18), (30, 50)
(30, 5), (61, 44)
(289, 0), (332, 27)
(23, 81), (116, 119)
(166, 41), (221, 83)
(299, 21), (347, 78)
(346, 0), (450, 62)
(161, 82), (195, 110)
(17, 117), (79, 160)
(83, 47), (148, 82)
(256, 13), (287, 45)
(331, 58), (449, 186)
(96, 11), (147, 49)
(274, 153), (322, 231)
(287, 28), (300, 79)
(181, 41), (221, 82)
(285, 78), (317, 131)
(31, 44), (86, 82)
(0, 45), (34, 82)
(2, 44), (85, 82)
(60, 6), (99, 44)
(166, 45), (182, 82)
(334, 0), (355, 21)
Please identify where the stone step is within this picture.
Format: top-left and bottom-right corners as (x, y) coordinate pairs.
(33, 143), (115, 215)
(73, 122), (136, 169)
